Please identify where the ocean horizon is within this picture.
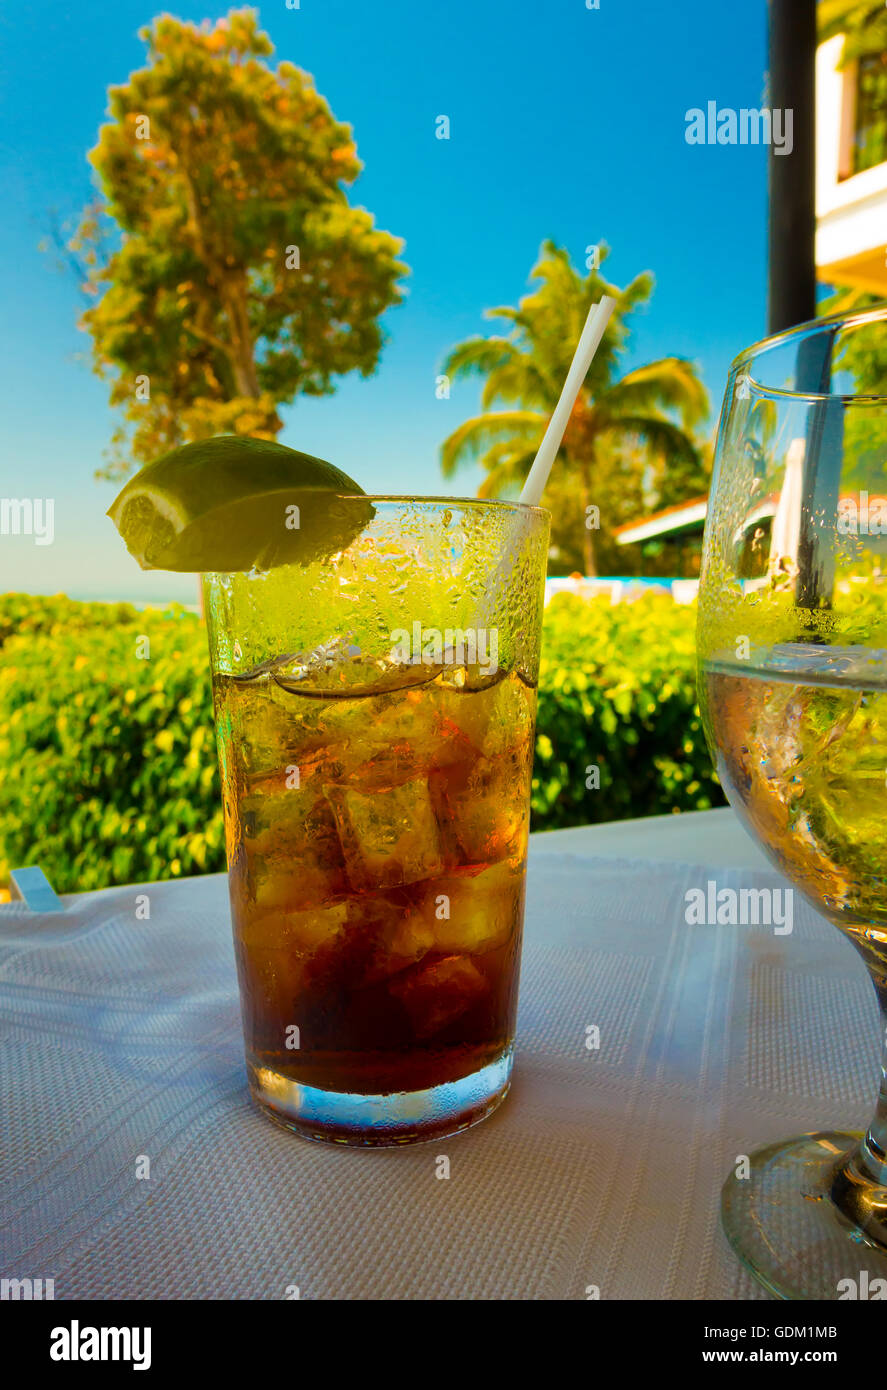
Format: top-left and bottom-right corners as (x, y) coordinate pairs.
(65, 593), (201, 613)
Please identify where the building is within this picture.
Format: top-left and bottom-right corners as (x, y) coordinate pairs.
(816, 32), (887, 295)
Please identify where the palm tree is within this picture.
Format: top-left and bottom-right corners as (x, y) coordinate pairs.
(439, 241), (709, 575)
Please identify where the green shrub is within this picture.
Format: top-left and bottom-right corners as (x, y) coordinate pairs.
(0, 600), (225, 892)
(0, 590), (721, 893)
(533, 590), (723, 828)
(0, 592), (140, 648)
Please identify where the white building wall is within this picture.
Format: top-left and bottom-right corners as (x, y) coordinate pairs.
(816, 34), (887, 291)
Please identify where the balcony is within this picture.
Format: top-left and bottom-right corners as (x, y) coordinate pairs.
(816, 34), (887, 295)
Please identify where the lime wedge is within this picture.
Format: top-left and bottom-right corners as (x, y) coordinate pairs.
(107, 437), (373, 572)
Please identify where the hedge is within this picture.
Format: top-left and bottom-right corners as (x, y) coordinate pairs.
(533, 591), (723, 826)
(0, 597), (223, 892)
(0, 591), (722, 892)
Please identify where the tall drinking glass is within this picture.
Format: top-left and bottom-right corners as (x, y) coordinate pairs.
(204, 497), (549, 1145)
(698, 306), (887, 1298)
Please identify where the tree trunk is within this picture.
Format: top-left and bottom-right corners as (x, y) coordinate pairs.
(220, 277), (282, 436)
(179, 155), (281, 436)
(221, 278), (260, 398)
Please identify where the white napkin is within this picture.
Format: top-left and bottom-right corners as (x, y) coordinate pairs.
(0, 850), (878, 1299)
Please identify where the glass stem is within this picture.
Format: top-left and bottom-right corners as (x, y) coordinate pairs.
(831, 972), (887, 1247)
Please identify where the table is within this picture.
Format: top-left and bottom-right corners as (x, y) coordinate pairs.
(534, 806), (773, 870)
(0, 809), (878, 1299)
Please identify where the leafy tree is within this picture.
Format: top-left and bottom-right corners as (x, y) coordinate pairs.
(73, 8), (407, 478)
(439, 241), (709, 575)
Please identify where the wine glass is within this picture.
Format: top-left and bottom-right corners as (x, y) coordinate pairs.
(697, 304), (887, 1300)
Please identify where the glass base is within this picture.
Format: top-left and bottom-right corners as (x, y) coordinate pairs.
(722, 1131), (887, 1299)
(247, 1046), (514, 1146)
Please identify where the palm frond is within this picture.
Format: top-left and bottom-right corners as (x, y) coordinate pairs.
(596, 413), (699, 466)
(600, 358), (710, 428)
(481, 358), (550, 410)
(475, 443), (538, 498)
(439, 409), (545, 477)
(615, 271), (655, 315)
(441, 335), (519, 380)
(483, 305), (521, 326)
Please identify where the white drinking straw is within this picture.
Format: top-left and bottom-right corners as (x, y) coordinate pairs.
(473, 295), (617, 628)
(519, 294), (617, 506)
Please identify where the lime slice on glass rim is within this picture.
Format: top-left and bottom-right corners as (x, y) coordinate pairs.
(107, 436), (373, 572)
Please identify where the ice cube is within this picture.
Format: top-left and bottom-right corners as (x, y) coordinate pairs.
(324, 778), (444, 890)
(294, 891), (434, 999)
(308, 683), (468, 792)
(239, 900), (349, 954)
(331, 687), (437, 789)
(431, 671), (535, 758)
(353, 892), (436, 984)
(413, 860), (524, 954)
(224, 671), (327, 779)
(430, 747), (530, 866)
(250, 659), (473, 794)
(241, 788), (349, 909)
(389, 955), (488, 1039)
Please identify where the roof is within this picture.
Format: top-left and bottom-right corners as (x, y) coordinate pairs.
(614, 487), (880, 548)
(613, 495), (708, 546)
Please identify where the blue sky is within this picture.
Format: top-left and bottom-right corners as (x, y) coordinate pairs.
(0, 0), (770, 603)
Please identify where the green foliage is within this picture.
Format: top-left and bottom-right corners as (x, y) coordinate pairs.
(533, 591), (723, 827)
(820, 2), (887, 61)
(0, 596), (224, 892)
(0, 592), (139, 648)
(0, 592), (722, 894)
(73, 7), (407, 474)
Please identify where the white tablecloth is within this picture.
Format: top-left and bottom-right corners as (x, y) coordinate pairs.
(0, 811), (879, 1299)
